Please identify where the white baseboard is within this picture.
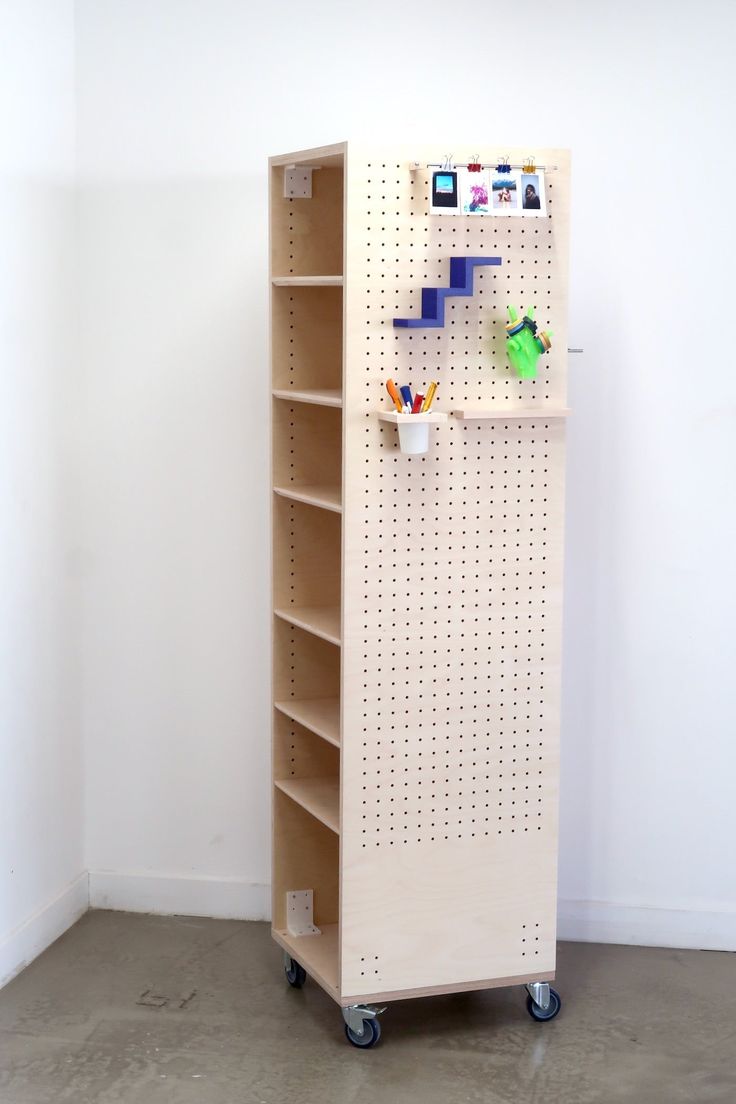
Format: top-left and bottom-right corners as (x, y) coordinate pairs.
(557, 898), (736, 951)
(87, 879), (734, 951)
(88, 870), (269, 921)
(0, 872), (89, 988)
(5, 874), (726, 976)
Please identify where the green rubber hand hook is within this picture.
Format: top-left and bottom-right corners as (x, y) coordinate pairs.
(505, 305), (552, 380)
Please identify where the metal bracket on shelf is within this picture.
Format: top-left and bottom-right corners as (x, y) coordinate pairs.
(526, 981), (551, 1010)
(286, 890), (321, 937)
(284, 166), (317, 198)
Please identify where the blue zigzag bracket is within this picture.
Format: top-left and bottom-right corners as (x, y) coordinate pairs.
(393, 256), (502, 329)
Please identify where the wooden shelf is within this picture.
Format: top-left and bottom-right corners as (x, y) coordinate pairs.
(272, 276), (343, 287)
(273, 403), (342, 498)
(275, 777), (339, 834)
(272, 923), (339, 999)
(273, 620), (339, 701)
(274, 698), (340, 748)
(274, 605), (341, 646)
(272, 388), (342, 408)
(273, 483), (341, 513)
(272, 286), (342, 395)
(453, 407), (571, 420)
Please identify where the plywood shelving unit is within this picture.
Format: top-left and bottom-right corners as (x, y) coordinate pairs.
(270, 142), (571, 1039)
(270, 144), (345, 998)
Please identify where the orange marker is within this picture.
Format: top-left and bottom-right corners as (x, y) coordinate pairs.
(386, 378), (403, 412)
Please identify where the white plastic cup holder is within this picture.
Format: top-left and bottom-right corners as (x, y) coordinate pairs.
(377, 411), (448, 454)
(397, 420), (430, 455)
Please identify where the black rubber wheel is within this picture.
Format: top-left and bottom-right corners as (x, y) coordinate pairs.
(526, 987), (561, 1021)
(284, 957), (307, 988)
(345, 1018), (381, 1048)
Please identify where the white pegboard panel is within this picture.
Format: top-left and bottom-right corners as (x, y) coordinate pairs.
(340, 147), (570, 1000)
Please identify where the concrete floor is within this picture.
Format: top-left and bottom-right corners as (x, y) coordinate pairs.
(0, 913), (734, 1103)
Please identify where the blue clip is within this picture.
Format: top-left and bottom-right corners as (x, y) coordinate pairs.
(496, 157), (511, 174)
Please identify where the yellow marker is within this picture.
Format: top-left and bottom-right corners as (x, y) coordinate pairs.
(386, 378), (403, 412)
(422, 381), (438, 412)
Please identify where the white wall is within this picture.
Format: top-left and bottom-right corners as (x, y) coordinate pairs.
(76, 0), (736, 946)
(0, 0), (86, 986)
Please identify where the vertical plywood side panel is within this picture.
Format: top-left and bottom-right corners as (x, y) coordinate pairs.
(270, 148), (346, 985)
(336, 142), (351, 999)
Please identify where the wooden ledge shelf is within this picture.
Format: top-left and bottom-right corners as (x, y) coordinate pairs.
(272, 276), (343, 287)
(453, 407), (571, 421)
(274, 605), (341, 646)
(275, 777), (340, 834)
(273, 483), (342, 513)
(272, 923), (339, 998)
(274, 698), (340, 748)
(272, 388), (342, 408)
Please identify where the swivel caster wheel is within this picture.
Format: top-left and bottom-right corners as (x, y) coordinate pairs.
(344, 1018), (381, 1048)
(526, 982), (561, 1021)
(284, 954), (306, 989)
(342, 1004), (385, 1048)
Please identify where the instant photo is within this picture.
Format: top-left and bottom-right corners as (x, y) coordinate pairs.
(520, 172), (547, 216)
(430, 170), (459, 213)
(491, 173), (520, 214)
(460, 169), (490, 215)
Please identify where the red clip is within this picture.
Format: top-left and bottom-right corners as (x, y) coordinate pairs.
(467, 155), (482, 173)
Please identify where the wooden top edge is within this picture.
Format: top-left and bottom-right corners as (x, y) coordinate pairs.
(268, 144), (569, 170)
(349, 144), (571, 170)
(269, 142), (347, 167)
